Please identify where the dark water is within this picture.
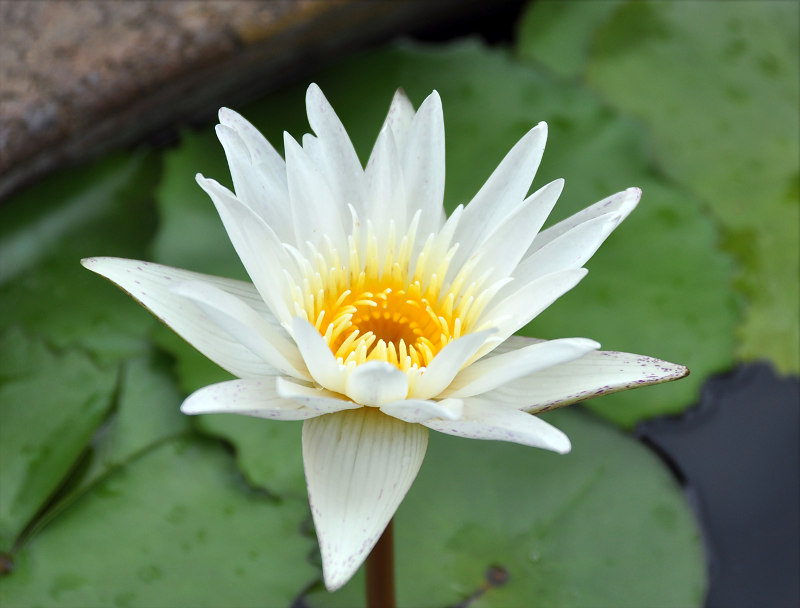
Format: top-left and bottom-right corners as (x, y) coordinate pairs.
(637, 363), (800, 608)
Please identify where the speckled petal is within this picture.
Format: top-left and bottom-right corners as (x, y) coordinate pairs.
(486, 350), (690, 412)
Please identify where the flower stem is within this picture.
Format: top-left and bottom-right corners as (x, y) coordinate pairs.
(365, 519), (396, 608)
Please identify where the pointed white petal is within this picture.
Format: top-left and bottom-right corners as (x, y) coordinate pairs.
(196, 175), (294, 321)
(486, 350), (690, 412)
(424, 398), (570, 453)
(466, 178), (564, 281)
(382, 88), (415, 154)
(452, 123), (548, 269)
(218, 107), (285, 173)
(365, 125), (406, 239)
(380, 398), (463, 424)
(411, 329), (495, 400)
(305, 83), (366, 218)
(445, 337), (600, 398)
(530, 187), (640, 254)
(402, 90), (446, 230)
(276, 377), (360, 414)
(215, 124), (293, 242)
(345, 361), (409, 406)
(181, 378), (324, 420)
(82, 257), (274, 379)
(303, 409), (428, 591)
(283, 132), (348, 255)
(170, 280), (309, 380)
(292, 318), (347, 394)
(508, 213), (619, 292)
(480, 268), (588, 341)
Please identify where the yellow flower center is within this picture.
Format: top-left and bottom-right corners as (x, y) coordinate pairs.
(289, 210), (495, 372)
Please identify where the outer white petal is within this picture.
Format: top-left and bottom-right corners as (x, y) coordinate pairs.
(530, 187), (641, 254)
(276, 377), (360, 414)
(292, 318), (347, 394)
(411, 329), (496, 400)
(81, 257), (274, 379)
(452, 122), (548, 269)
(486, 350), (690, 413)
(466, 178), (564, 282)
(479, 268), (588, 341)
(196, 175), (294, 321)
(380, 398), (463, 424)
(345, 361), (409, 406)
(444, 337), (600, 398)
(303, 409), (428, 591)
(424, 398), (571, 453)
(181, 378), (325, 420)
(402, 90), (446, 231)
(283, 133), (348, 255)
(170, 280), (309, 380)
(305, 83), (366, 219)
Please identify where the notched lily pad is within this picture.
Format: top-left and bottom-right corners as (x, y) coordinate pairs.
(0, 329), (117, 552)
(0, 438), (316, 608)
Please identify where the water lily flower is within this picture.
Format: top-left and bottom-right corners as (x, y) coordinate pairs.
(82, 84), (688, 591)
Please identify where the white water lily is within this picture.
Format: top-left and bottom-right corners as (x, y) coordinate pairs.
(82, 84), (687, 591)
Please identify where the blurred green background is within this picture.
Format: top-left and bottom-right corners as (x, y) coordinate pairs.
(1, 1), (797, 606)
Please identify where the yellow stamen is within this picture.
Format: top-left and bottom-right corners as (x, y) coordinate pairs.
(289, 211), (493, 372)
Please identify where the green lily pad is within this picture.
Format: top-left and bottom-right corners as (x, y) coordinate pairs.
(77, 354), (190, 490)
(194, 415), (306, 497)
(307, 407), (705, 607)
(520, 0), (800, 373)
(0, 152), (162, 362)
(0, 329), (117, 552)
(0, 438), (316, 608)
(516, 0), (625, 79)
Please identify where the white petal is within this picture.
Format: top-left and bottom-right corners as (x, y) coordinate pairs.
(452, 123), (548, 269)
(486, 350), (690, 412)
(215, 124), (293, 242)
(365, 125), (406, 241)
(303, 409), (428, 591)
(276, 377), (360, 414)
(170, 280), (309, 380)
(283, 133), (348, 255)
(411, 329), (495, 400)
(508, 213), (623, 294)
(380, 398), (463, 424)
(424, 398), (570, 453)
(291, 318), (347, 394)
(196, 175), (294, 321)
(81, 257), (273, 379)
(479, 268), (588, 341)
(530, 187), (640, 254)
(382, 88), (415, 154)
(402, 90), (446, 231)
(305, 84), (366, 218)
(466, 178), (564, 281)
(444, 337), (600, 398)
(345, 361), (409, 406)
(218, 107), (285, 174)
(181, 378), (323, 420)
